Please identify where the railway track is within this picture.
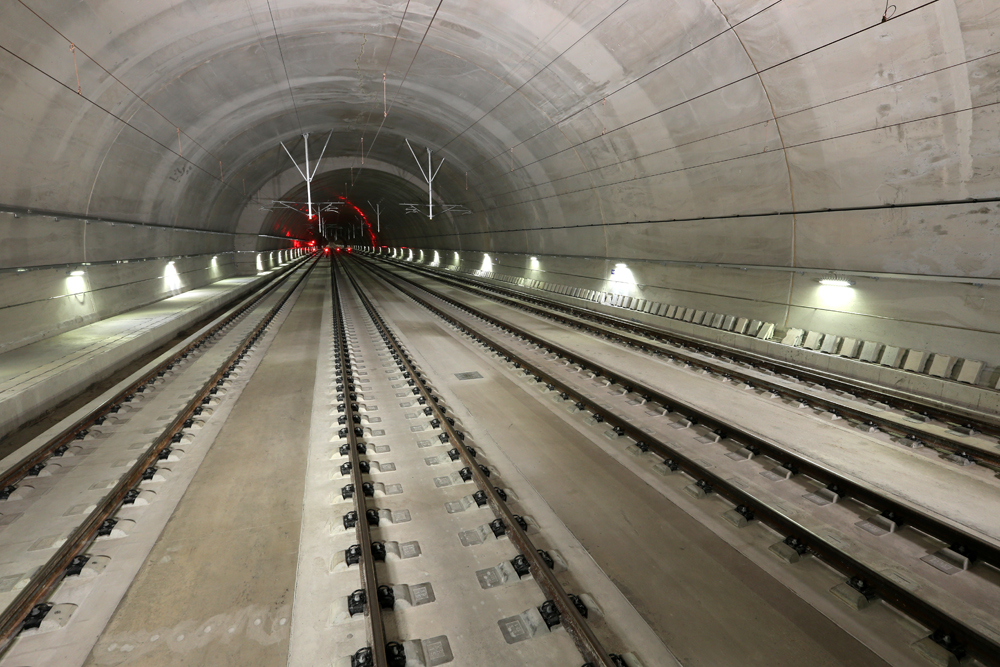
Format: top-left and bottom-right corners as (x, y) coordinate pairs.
(352, 254), (1000, 667)
(330, 262), (394, 666)
(331, 257), (634, 666)
(370, 254), (1000, 470)
(0, 255), (318, 654)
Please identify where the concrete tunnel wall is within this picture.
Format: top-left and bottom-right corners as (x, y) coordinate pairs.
(370, 246), (1000, 412)
(0, 1), (997, 385)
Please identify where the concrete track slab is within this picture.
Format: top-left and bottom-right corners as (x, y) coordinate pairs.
(73, 266), (326, 666)
(418, 267), (1000, 456)
(0, 261), (316, 667)
(0, 266), (298, 441)
(349, 266), (898, 667)
(383, 265), (1000, 550)
(290, 265), (601, 667)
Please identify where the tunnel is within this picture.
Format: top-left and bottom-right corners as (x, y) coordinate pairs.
(0, 1), (998, 666)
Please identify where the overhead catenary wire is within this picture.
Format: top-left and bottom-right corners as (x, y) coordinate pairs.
(348, 0), (445, 196)
(350, 0), (413, 175)
(245, 0), (296, 150)
(461, 0), (939, 178)
(443, 0), (784, 168)
(356, 0), (758, 198)
(347, 0), (592, 193)
(0, 42), (258, 205)
(437, 0), (633, 153)
(12, 0), (307, 211)
(14, 0), (224, 164)
(467, 97), (1000, 217)
(465, 47), (1000, 205)
(265, 0), (304, 134)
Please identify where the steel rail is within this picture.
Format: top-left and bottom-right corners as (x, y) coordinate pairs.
(0, 257), (318, 654)
(342, 259), (619, 667)
(0, 256), (314, 495)
(367, 257), (1000, 567)
(372, 255), (1000, 468)
(330, 260), (390, 667)
(355, 255), (1000, 667)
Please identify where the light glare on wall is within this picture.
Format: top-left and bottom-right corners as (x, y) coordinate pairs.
(431, 250), (440, 266)
(66, 271), (87, 296)
(256, 254), (263, 272)
(817, 284), (855, 307)
(481, 254), (493, 272)
(529, 256), (539, 270)
(164, 261), (182, 290)
(607, 262), (635, 295)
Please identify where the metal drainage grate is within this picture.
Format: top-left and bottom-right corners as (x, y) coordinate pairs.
(455, 371), (484, 381)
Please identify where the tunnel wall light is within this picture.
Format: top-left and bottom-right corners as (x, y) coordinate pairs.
(66, 272), (87, 296)
(68, 269), (85, 276)
(819, 278), (855, 287)
(607, 262), (636, 295)
(164, 261), (182, 290)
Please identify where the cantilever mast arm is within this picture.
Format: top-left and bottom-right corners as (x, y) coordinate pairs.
(310, 131), (333, 179)
(406, 139), (431, 181)
(280, 139), (308, 181)
(430, 151), (445, 180)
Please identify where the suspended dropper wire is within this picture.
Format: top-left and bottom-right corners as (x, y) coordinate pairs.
(348, 0), (445, 196)
(13, 0), (224, 167)
(348, 0), (412, 181)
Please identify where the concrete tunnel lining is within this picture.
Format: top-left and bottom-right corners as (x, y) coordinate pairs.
(0, 0), (997, 373)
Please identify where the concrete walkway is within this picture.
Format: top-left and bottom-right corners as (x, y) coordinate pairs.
(82, 267), (325, 667)
(0, 268), (292, 442)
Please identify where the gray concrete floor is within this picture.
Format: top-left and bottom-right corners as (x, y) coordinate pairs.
(351, 265), (895, 667)
(9, 259), (941, 666)
(82, 269), (325, 667)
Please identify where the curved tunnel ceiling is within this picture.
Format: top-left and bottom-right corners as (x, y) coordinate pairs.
(1, 0), (997, 276)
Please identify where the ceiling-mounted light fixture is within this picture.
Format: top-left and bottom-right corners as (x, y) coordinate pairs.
(68, 270), (85, 276)
(818, 274), (855, 287)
